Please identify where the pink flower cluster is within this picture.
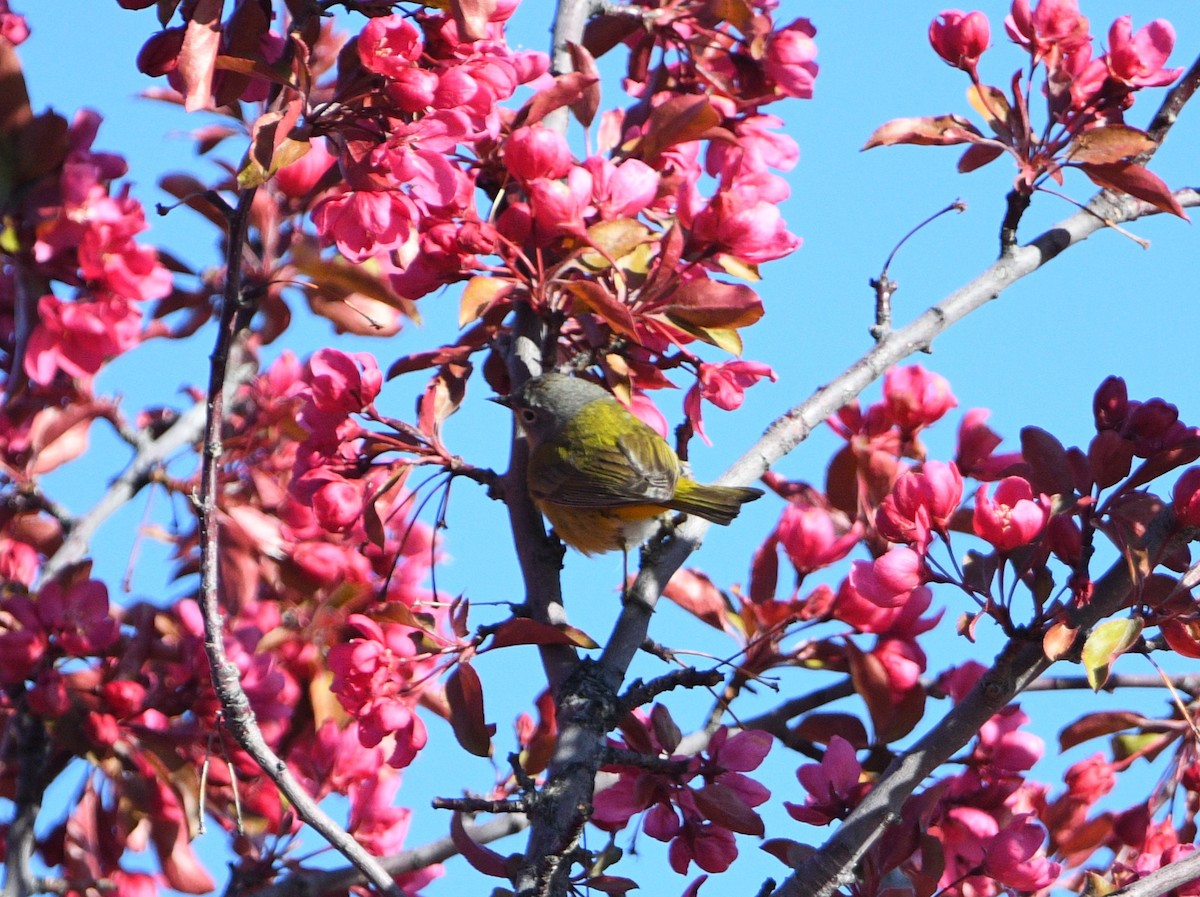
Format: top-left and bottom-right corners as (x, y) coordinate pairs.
(593, 713), (772, 875)
(20, 111), (171, 386)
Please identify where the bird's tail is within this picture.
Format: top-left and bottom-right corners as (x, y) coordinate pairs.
(669, 479), (763, 525)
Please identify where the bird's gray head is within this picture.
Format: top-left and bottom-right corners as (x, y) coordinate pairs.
(502, 373), (610, 446)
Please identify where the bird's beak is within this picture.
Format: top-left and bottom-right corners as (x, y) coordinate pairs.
(489, 394), (512, 408)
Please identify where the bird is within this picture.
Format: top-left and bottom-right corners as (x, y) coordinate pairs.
(495, 372), (763, 555)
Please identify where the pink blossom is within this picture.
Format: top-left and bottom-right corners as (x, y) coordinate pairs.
(1174, 468), (1200, 528)
(668, 823), (738, 874)
(385, 67), (439, 113)
(684, 361), (776, 445)
(305, 349), (383, 416)
(930, 10), (991, 73)
(785, 736), (866, 825)
(972, 477), (1050, 551)
(594, 716), (769, 875)
(847, 547), (925, 607)
(832, 580), (940, 637)
(876, 460), (964, 550)
(505, 126), (574, 181)
(357, 15), (424, 79)
(984, 815), (1062, 890)
(274, 138), (336, 199)
(383, 110), (473, 209)
(311, 189), (419, 263)
(706, 116), (799, 180)
(525, 167), (593, 240)
(690, 178), (800, 265)
(883, 365), (957, 433)
(956, 407), (1025, 481)
(765, 18), (818, 99)
(585, 156), (660, 220)
(975, 704), (1043, 772)
(1005, 0), (1091, 61)
(111, 872), (159, 897)
(348, 768), (412, 856)
(0, 538), (39, 585)
(1064, 753), (1115, 803)
(24, 295), (142, 385)
(775, 503), (859, 576)
(628, 392), (669, 440)
(312, 479), (363, 532)
(1106, 17), (1181, 88)
(328, 614), (433, 769)
(0, 0), (28, 45)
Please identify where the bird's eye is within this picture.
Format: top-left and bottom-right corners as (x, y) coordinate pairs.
(520, 408), (538, 425)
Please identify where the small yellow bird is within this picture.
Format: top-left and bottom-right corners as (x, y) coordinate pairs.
(497, 372), (763, 555)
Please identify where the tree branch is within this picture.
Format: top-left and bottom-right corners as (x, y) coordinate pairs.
(1, 711), (51, 897)
(248, 816), (528, 897)
(38, 383), (232, 586)
(194, 188), (401, 897)
(775, 511), (1183, 897)
(1108, 847), (1200, 897)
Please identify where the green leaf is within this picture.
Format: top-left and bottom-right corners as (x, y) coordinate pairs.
(1081, 617), (1143, 690)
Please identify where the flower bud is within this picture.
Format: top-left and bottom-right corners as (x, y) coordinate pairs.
(929, 10), (991, 72)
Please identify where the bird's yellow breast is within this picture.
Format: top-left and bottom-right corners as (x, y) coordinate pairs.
(535, 500), (668, 556)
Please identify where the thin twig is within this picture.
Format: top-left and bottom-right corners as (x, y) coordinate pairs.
(38, 396), (220, 586)
(193, 187), (402, 896)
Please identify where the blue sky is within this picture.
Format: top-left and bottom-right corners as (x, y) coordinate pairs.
(17, 1), (1200, 894)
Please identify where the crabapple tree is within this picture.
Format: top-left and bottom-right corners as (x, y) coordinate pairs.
(2, 2), (1200, 897)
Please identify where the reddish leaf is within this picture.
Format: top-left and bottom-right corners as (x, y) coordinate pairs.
(445, 662), (494, 757)
(1042, 621), (1077, 661)
(1058, 710), (1150, 751)
(582, 876), (639, 896)
(0, 37), (32, 142)
(239, 102), (306, 188)
(1021, 426), (1074, 496)
(1078, 161), (1187, 219)
(291, 235), (421, 327)
(159, 173), (231, 230)
(692, 782), (765, 836)
(660, 279), (764, 331)
(636, 95), (724, 162)
(662, 568), (732, 632)
(485, 618), (598, 650)
(451, 0), (495, 41)
(792, 712), (869, 750)
(967, 84), (1013, 139)
(212, 0), (270, 105)
(824, 444), (859, 519)
(1160, 617), (1200, 659)
(762, 839), (815, 869)
(515, 71), (601, 128)
(650, 704), (682, 753)
(862, 114), (983, 149)
(178, 0), (223, 112)
(1068, 125), (1157, 165)
(582, 12), (642, 60)
(748, 536), (779, 604)
(416, 362), (472, 438)
(567, 42), (601, 127)
(958, 142), (1005, 173)
(564, 281), (638, 338)
(459, 275), (515, 328)
(13, 111), (69, 189)
(450, 813), (511, 878)
(363, 467), (410, 550)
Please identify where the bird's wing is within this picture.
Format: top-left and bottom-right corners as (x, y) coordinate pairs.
(527, 427), (678, 508)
